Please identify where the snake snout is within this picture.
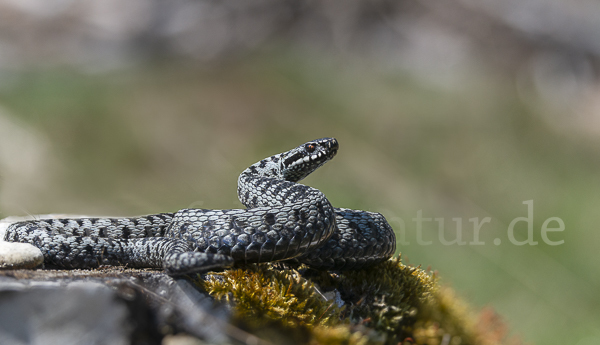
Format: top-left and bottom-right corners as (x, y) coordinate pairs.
(313, 137), (338, 159)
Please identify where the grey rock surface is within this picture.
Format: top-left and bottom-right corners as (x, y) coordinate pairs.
(0, 282), (133, 345)
(0, 268), (234, 345)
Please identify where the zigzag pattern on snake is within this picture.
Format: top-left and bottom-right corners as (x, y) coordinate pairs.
(5, 138), (396, 275)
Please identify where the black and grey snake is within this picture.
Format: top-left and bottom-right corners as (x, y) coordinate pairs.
(5, 138), (396, 275)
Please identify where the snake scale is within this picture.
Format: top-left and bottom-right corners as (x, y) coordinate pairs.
(5, 138), (396, 275)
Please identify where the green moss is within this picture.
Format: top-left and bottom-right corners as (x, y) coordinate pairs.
(199, 264), (370, 344)
(196, 256), (509, 345)
(201, 264), (342, 329)
(323, 257), (438, 337)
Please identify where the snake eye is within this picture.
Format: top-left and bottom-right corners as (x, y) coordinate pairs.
(305, 144), (316, 153)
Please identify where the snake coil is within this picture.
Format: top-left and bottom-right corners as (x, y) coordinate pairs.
(5, 138), (396, 275)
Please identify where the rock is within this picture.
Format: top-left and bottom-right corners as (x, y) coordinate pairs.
(0, 268), (234, 345)
(162, 334), (206, 345)
(0, 242), (43, 269)
(0, 280), (141, 345)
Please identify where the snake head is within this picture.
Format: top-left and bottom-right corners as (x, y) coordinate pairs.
(281, 137), (339, 182)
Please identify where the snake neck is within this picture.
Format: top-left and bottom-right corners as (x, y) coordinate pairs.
(238, 173), (325, 208)
(240, 154), (284, 180)
(237, 138), (338, 209)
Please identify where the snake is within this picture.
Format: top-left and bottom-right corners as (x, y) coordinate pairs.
(4, 138), (396, 275)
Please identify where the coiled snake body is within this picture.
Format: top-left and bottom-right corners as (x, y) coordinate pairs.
(5, 138), (396, 275)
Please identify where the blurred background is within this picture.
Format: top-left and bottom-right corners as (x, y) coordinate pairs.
(0, 0), (599, 344)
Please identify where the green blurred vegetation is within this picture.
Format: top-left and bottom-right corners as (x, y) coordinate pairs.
(0, 52), (599, 344)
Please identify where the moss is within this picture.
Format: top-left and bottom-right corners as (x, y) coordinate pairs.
(321, 257), (438, 339)
(196, 256), (515, 345)
(200, 264), (342, 329)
